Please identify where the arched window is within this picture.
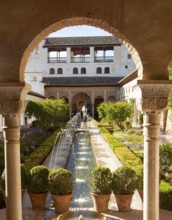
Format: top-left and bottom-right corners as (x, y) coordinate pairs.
(73, 67), (78, 74)
(96, 67), (102, 74)
(50, 68), (55, 74)
(57, 68), (63, 74)
(104, 67), (110, 74)
(81, 67), (86, 74)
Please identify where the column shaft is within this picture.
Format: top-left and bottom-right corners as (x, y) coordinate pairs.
(132, 100), (139, 127)
(3, 115), (22, 220)
(143, 112), (161, 220)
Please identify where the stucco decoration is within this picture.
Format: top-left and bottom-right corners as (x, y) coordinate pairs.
(20, 17), (142, 82)
(0, 83), (31, 115)
(134, 80), (172, 113)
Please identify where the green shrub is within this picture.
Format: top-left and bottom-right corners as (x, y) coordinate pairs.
(112, 166), (137, 194)
(160, 180), (172, 211)
(134, 165), (143, 190)
(114, 147), (142, 167)
(160, 142), (172, 170)
(48, 168), (73, 195)
(95, 120), (142, 167)
(92, 120), (101, 127)
(24, 129), (60, 170)
(27, 166), (49, 194)
(21, 164), (28, 189)
(90, 166), (112, 195)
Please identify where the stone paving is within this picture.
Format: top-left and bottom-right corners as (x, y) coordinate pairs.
(0, 120), (172, 219)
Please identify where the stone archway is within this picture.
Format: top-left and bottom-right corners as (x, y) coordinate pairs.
(71, 92), (92, 115)
(1, 3), (172, 220)
(20, 17), (143, 82)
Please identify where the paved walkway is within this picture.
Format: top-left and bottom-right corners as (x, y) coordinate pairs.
(0, 120), (172, 219)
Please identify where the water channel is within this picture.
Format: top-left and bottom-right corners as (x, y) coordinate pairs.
(43, 114), (103, 219)
(67, 127), (96, 209)
(60, 118), (104, 220)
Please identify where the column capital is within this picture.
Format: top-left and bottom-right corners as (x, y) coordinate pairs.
(133, 80), (172, 113)
(0, 82), (31, 116)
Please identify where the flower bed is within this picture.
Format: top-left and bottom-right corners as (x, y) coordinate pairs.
(92, 121), (142, 168)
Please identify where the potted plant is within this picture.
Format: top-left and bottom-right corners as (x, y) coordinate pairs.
(27, 165), (49, 211)
(48, 168), (73, 214)
(90, 166), (112, 212)
(135, 165), (143, 201)
(0, 164), (28, 204)
(112, 166), (137, 211)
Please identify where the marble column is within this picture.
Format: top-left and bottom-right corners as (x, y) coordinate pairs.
(132, 99), (139, 127)
(134, 80), (172, 220)
(0, 83), (31, 220)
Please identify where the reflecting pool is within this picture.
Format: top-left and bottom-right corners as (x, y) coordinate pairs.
(66, 131), (96, 209)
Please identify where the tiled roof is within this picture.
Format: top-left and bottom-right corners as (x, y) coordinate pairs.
(42, 77), (123, 86)
(44, 36), (121, 47)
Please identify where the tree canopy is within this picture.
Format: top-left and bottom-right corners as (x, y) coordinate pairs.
(25, 99), (70, 129)
(97, 101), (133, 130)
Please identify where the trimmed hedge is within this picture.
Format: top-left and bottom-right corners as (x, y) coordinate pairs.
(160, 181), (172, 211)
(24, 129), (61, 170)
(97, 125), (142, 167)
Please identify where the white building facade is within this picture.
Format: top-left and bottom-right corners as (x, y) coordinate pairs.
(25, 36), (136, 118)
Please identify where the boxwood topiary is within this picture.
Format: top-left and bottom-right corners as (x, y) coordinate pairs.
(112, 166), (137, 194)
(160, 180), (172, 211)
(48, 168), (73, 195)
(27, 165), (49, 194)
(21, 163), (28, 189)
(90, 166), (112, 195)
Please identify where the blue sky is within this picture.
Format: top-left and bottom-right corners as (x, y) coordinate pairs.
(48, 25), (112, 37)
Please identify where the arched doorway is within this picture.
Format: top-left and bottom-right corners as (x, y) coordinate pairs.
(71, 93), (92, 115)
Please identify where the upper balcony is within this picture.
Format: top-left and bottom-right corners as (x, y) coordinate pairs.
(47, 56), (114, 63)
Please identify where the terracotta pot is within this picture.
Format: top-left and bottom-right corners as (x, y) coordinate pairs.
(29, 192), (47, 211)
(91, 192), (111, 212)
(51, 193), (72, 214)
(115, 193), (133, 212)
